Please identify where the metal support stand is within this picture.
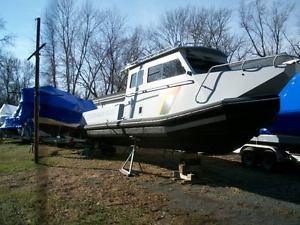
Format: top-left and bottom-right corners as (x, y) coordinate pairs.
(173, 152), (202, 182)
(120, 136), (143, 176)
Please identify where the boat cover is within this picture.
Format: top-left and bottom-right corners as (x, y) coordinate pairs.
(0, 86), (96, 130)
(260, 72), (300, 136)
(0, 104), (17, 116)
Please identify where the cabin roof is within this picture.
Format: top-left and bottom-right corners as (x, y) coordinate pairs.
(124, 46), (228, 71)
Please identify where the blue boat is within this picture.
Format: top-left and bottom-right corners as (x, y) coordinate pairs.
(260, 72), (300, 136)
(1, 86), (96, 139)
(240, 72), (300, 169)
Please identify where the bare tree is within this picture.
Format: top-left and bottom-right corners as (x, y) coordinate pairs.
(191, 7), (242, 59)
(21, 60), (34, 89)
(158, 6), (191, 47)
(147, 6), (242, 61)
(284, 32), (300, 57)
(0, 55), (33, 105)
(122, 27), (146, 63)
(0, 55), (17, 104)
(0, 18), (13, 47)
(70, 2), (102, 96)
(98, 9), (128, 95)
(75, 8), (133, 98)
(78, 38), (107, 98)
(189, 7), (207, 46)
(43, 9), (58, 87)
(144, 29), (165, 54)
(54, 0), (77, 93)
(239, 0), (294, 57)
(0, 17), (33, 105)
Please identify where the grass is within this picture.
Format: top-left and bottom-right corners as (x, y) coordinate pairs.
(0, 139), (37, 174)
(0, 140), (161, 225)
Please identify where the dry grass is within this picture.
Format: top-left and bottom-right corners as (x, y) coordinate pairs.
(0, 140), (300, 225)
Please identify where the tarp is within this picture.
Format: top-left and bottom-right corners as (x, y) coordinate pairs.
(0, 104), (17, 116)
(1, 86), (96, 130)
(0, 104), (18, 126)
(261, 72), (300, 136)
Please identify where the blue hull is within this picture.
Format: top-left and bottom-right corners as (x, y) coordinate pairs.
(262, 72), (300, 136)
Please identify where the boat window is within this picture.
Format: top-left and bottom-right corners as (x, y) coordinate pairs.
(186, 57), (230, 74)
(137, 70), (144, 86)
(163, 60), (186, 78)
(130, 70), (144, 88)
(130, 73), (137, 88)
(148, 64), (162, 83)
(147, 59), (186, 83)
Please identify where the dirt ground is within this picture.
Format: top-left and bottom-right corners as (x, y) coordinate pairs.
(1, 142), (300, 225)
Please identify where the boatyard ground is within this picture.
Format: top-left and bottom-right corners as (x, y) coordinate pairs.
(0, 139), (299, 225)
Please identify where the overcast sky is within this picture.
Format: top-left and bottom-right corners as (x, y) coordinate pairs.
(0, 0), (298, 61)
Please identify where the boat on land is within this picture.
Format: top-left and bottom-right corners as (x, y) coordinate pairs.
(83, 46), (300, 153)
(0, 86), (96, 140)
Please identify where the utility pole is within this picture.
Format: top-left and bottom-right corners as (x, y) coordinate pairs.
(27, 17), (46, 163)
(34, 17), (40, 164)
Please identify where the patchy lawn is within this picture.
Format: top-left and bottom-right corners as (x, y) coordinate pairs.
(0, 139), (300, 225)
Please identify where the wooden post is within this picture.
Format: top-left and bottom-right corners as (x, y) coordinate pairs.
(34, 17), (40, 163)
(27, 18), (46, 164)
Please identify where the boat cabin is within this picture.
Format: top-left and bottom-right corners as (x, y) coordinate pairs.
(125, 46), (228, 92)
(120, 47), (228, 119)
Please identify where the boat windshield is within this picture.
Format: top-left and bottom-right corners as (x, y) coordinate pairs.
(186, 57), (230, 74)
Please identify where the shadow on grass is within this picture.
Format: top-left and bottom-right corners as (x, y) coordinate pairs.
(38, 147), (178, 180)
(37, 145), (300, 204)
(192, 156), (300, 204)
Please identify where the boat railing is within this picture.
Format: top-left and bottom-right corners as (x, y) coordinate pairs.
(126, 80), (194, 98)
(94, 92), (126, 106)
(196, 53), (294, 104)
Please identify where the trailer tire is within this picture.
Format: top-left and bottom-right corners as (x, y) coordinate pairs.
(241, 148), (256, 168)
(261, 152), (276, 171)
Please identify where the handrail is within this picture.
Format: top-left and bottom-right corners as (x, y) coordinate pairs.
(125, 80), (194, 98)
(273, 54), (280, 67)
(195, 53), (294, 104)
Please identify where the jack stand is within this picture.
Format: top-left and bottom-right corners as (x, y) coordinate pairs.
(173, 152), (202, 182)
(119, 136), (143, 176)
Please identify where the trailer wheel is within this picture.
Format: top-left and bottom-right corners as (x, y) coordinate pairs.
(261, 152), (276, 171)
(241, 148), (256, 168)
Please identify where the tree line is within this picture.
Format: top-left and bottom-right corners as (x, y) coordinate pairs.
(0, 0), (299, 106)
(0, 19), (34, 106)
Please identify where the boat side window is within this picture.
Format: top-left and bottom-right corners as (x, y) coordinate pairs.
(187, 57), (230, 73)
(163, 59), (186, 78)
(147, 59), (186, 83)
(137, 70), (144, 86)
(130, 70), (144, 88)
(130, 73), (137, 88)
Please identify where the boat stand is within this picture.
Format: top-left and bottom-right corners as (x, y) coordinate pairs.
(119, 137), (143, 176)
(173, 152), (202, 182)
